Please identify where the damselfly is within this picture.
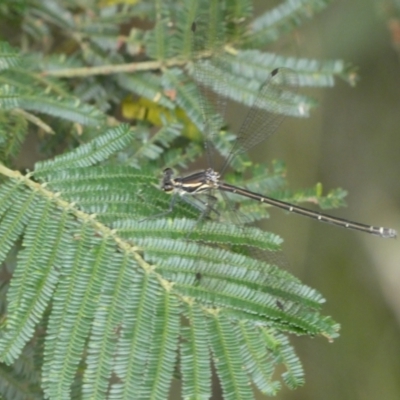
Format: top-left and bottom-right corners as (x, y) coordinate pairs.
(160, 22), (397, 239)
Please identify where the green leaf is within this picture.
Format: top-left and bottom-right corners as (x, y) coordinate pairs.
(83, 252), (136, 399)
(18, 95), (105, 126)
(249, 0), (333, 45)
(34, 125), (134, 175)
(181, 303), (212, 400)
(42, 227), (118, 399)
(261, 330), (305, 389)
(109, 273), (162, 399)
(0, 156), (339, 399)
(237, 321), (281, 396)
(207, 314), (254, 400)
(0, 200), (64, 364)
(0, 42), (21, 71)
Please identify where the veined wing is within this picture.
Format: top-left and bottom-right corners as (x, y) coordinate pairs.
(188, 17), (230, 170)
(221, 67), (300, 175)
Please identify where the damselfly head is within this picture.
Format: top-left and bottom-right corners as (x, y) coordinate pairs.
(163, 167), (174, 177)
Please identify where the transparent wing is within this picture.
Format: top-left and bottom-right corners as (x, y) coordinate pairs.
(189, 18), (229, 170)
(221, 67), (299, 175)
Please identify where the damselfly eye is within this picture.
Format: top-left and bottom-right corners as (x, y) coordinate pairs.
(163, 168), (174, 177)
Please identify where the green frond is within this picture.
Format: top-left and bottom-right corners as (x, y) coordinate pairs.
(74, 77), (114, 111)
(2, 66), (72, 99)
(231, 50), (346, 87)
(248, 0), (333, 45)
(171, 0), (200, 59)
(143, 235), (326, 311)
(0, 148), (339, 399)
(39, 53), (86, 72)
(0, 56), (105, 127)
(0, 343), (42, 400)
(109, 273), (162, 399)
(197, 0), (227, 50)
(239, 161), (287, 193)
(0, 42), (21, 71)
(18, 95), (105, 126)
(187, 58), (305, 119)
(29, 1), (75, 31)
(207, 314), (254, 399)
(318, 187), (348, 209)
(221, 162), (286, 211)
(0, 199), (63, 364)
(83, 252), (136, 400)
(146, 123), (181, 154)
(42, 227), (119, 399)
(163, 141), (203, 169)
(81, 23), (121, 54)
(226, 0), (253, 23)
(0, 184), (38, 266)
(34, 125), (133, 175)
(117, 73), (175, 109)
(0, 1), (27, 18)
(144, 0), (170, 61)
(162, 68), (206, 132)
(139, 291), (180, 399)
(180, 303), (212, 400)
(0, 110), (28, 162)
(0, 84), (20, 109)
(211, 130), (251, 172)
(237, 320), (281, 396)
(261, 330), (305, 389)
(116, 217), (282, 251)
(31, 165), (191, 222)
(128, 122), (183, 167)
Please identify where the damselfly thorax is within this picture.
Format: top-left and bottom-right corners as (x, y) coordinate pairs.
(162, 167), (220, 195)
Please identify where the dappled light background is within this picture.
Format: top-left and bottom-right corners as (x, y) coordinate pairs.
(246, 1), (400, 399)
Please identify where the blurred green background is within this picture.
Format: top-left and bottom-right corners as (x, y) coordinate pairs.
(249, 0), (400, 399)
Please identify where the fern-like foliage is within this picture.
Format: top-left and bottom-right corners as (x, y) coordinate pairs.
(0, 126), (339, 400)
(0, 41), (105, 163)
(0, 0), (352, 399)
